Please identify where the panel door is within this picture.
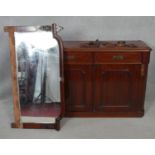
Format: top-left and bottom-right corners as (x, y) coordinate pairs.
(94, 64), (142, 112)
(65, 65), (93, 112)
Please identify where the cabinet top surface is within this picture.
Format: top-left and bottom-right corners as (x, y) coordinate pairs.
(63, 40), (151, 52)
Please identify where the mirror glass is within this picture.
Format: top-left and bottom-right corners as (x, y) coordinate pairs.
(14, 30), (61, 123)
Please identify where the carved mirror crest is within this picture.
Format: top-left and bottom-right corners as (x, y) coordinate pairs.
(4, 24), (64, 130)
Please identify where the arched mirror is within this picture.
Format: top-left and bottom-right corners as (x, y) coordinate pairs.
(4, 24), (64, 130)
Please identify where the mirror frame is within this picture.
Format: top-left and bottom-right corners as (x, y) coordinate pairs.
(4, 24), (65, 130)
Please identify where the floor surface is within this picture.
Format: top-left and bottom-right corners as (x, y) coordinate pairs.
(0, 97), (155, 139)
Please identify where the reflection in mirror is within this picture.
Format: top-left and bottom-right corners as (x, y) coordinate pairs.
(15, 31), (61, 123)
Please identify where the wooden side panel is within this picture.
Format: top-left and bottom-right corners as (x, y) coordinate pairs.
(8, 31), (22, 128)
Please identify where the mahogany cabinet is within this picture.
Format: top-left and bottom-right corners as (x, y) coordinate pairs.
(63, 41), (151, 117)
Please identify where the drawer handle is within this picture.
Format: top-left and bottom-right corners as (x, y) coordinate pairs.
(65, 55), (76, 60)
(112, 55), (124, 60)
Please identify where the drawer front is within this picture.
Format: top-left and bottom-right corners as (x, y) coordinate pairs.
(95, 52), (142, 64)
(64, 52), (92, 64)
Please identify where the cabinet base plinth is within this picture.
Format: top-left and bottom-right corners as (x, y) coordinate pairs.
(65, 111), (144, 117)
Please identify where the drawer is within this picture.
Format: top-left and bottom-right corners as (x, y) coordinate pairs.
(95, 52), (142, 64)
(64, 52), (93, 64)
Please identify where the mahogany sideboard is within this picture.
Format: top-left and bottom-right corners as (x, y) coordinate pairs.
(63, 40), (151, 117)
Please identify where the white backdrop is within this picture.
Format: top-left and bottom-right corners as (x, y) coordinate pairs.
(0, 16), (154, 111)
